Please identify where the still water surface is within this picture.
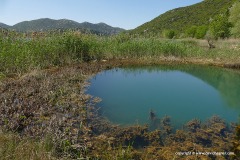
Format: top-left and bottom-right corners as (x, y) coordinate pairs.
(87, 65), (240, 127)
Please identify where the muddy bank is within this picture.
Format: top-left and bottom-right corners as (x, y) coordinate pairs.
(0, 60), (240, 159)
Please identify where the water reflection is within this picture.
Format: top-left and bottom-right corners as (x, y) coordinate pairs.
(87, 64), (240, 127)
(179, 65), (240, 109)
(121, 65), (240, 109)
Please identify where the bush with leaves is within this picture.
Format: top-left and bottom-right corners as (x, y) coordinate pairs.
(195, 25), (208, 39)
(185, 26), (197, 38)
(209, 12), (232, 39)
(229, 1), (240, 38)
(162, 30), (176, 39)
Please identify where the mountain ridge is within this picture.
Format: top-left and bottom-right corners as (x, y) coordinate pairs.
(0, 23), (10, 29)
(0, 18), (125, 35)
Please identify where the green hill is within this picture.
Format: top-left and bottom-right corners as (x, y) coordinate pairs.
(12, 18), (80, 31)
(1, 18), (124, 35)
(131, 0), (236, 36)
(0, 23), (10, 29)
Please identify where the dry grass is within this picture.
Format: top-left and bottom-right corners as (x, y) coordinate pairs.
(0, 130), (55, 160)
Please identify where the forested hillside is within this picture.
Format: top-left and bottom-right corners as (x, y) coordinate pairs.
(131, 0), (236, 38)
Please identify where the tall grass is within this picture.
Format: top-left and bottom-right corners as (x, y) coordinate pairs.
(0, 130), (136, 160)
(1, 30), (240, 76)
(0, 131), (54, 160)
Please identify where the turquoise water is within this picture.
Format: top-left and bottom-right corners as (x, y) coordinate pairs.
(87, 65), (240, 127)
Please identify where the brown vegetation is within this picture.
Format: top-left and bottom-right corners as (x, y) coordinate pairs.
(0, 61), (239, 159)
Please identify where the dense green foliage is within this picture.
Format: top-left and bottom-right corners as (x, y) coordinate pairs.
(0, 18), (124, 35)
(162, 30), (176, 39)
(229, 1), (240, 38)
(185, 25), (208, 39)
(185, 26), (198, 38)
(1, 30), (240, 76)
(208, 12), (232, 39)
(195, 25), (208, 39)
(130, 0), (236, 37)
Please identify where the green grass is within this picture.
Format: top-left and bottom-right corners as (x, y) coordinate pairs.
(0, 131), (54, 160)
(1, 30), (240, 76)
(0, 130), (136, 160)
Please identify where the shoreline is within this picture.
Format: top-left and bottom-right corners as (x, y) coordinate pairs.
(1, 58), (239, 159)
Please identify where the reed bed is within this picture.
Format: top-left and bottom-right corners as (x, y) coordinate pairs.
(1, 30), (240, 76)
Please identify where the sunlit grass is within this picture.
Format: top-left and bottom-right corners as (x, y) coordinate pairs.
(0, 131), (54, 160)
(1, 30), (240, 76)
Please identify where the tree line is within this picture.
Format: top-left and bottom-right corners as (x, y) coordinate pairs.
(162, 1), (240, 40)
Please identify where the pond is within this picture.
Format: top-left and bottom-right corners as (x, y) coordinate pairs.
(87, 64), (240, 128)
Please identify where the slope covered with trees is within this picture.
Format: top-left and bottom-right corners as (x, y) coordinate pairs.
(130, 0), (236, 38)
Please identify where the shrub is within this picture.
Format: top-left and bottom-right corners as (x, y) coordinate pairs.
(229, 1), (240, 38)
(195, 25), (208, 39)
(185, 26), (197, 38)
(162, 30), (176, 39)
(209, 13), (232, 39)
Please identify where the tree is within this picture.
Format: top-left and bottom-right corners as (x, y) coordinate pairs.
(185, 26), (197, 38)
(195, 25), (208, 39)
(209, 12), (232, 39)
(229, 1), (240, 38)
(162, 30), (175, 39)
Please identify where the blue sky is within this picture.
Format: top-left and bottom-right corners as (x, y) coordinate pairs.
(0, 0), (202, 29)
